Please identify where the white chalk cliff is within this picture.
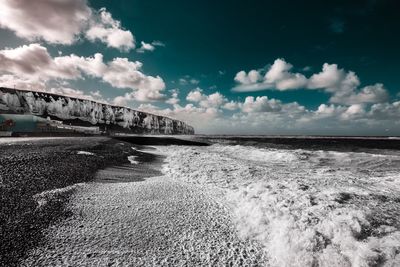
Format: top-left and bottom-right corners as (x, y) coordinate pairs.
(0, 87), (194, 134)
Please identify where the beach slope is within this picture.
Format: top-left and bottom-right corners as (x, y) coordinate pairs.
(21, 148), (264, 266)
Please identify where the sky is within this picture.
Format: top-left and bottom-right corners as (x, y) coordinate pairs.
(0, 0), (399, 135)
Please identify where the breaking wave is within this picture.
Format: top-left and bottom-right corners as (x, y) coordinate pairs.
(159, 144), (400, 266)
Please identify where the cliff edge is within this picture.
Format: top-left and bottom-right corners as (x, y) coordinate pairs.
(0, 87), (194, 135)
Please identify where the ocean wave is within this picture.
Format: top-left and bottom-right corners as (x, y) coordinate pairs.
(159, 144), (400, 266)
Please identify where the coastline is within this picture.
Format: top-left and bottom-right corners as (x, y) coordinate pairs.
(1, 136), (262, 266)
(21, 148), (264, 265)
(4, 135), (400, 266)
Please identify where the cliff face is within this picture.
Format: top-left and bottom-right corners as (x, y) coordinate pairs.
(0, 87), (194, 135)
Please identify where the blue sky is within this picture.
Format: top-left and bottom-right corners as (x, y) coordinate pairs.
(0, 0), (399, 135)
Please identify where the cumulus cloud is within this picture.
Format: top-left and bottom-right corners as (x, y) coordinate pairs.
(186, 88), (227, 108)
(166, 89), (180, 105)
(241, 96), (283, 113)
(199, 92), (226, 108)
(308, 63), (388, 104)
(186, 88), (204, 102)
(0, 44), (166, 102)
(0, 74), (46, 91)
(330, 83), (388, 105)
(64, 54), (166, 101)
(113, 94), (130, 106)
(233, 59), (389, 105)
(315, 104), (345, 118)
(137, 41), (165, 53)
(0, 0), (90, 44)
(85, 8), (135, 51)
(233, 59), (308, 92)
(234, 70), (262, 85)
(264, 59), (308, 90)
(307, 63), (354, 90)
(0, 1), (135, 51)
(223, 101), (240, 111)
(0, 44), (82, 81)
(137, 41), (155, 53)
(369, 102), (400, 120)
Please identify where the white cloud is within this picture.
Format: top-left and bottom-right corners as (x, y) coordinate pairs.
(0, 44), (165, 102)
(90, 90), (102, 98)
(241, 96), (282, 113)
(151, 41), (165, 47)
(186, 88), (204, 102)
(0, 1), (135, 51)
(0, 44), (81, 81)
(48, 87), (86, 97)
(223, 101), (240, 111)
(233, 59), (389, 105)
(113, 94), (130, 106)
(0, 74), (46, 91)
(308, 64), (388, 104)
(86, 8), (135, 51)
(166, 89), (180, 105)
(100, 58), (164, 92)
(137, 41), (155, 53)
(0, 0), (90, 44)
(126, 87), (400, 134)
(315, 104), (344, 118)
(136, 103), (161, 113)
(307, 63), (353, 90)
(331, 83), (388, 105)
(234, 70), (262, 84)
(233, 59), (307, 92)
(136, 40), (165, 53)
(263, 58), (308, 90)
(186, 88), (227, 108)
(340, 104), (366, 120)
(200, 92), (227, 108)
(369, 102), (400, 120)
(133, 84), (165, 102)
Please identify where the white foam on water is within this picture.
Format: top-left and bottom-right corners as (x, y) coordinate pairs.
(219, 145), (299, 163)
(158, 144), (400, 267)
(128, 155), (139, 164)
(77, 151), (95, 156)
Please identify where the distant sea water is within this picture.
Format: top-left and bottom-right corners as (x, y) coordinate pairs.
(159, 136), (400, 266)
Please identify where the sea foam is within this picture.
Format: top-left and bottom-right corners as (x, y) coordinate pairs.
(159, 144), (400, 266)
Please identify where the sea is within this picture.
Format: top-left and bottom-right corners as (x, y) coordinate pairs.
(158, 136), (400, 266)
